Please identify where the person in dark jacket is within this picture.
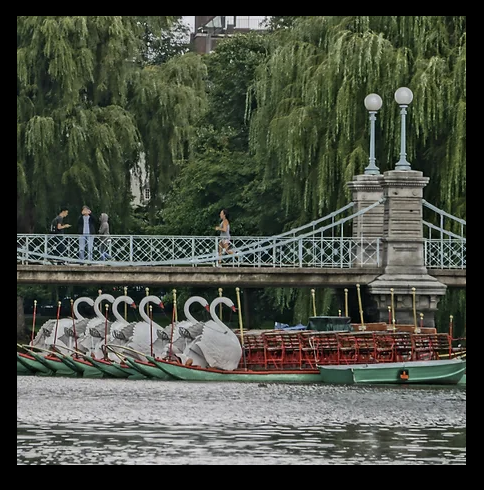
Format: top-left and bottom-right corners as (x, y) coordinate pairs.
(77, 205), (97, 262)
(50, 206), (71, 262)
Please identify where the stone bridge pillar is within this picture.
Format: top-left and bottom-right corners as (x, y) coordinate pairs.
(366, 170), (447, 327)
(347, 174), (384, 266)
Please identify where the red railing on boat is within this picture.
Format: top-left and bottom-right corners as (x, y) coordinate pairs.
(235, 330), (458, 371)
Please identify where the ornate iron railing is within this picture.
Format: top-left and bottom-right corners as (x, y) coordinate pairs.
(16, 234), (382, 268)
(16, 233), (466, 269)
(422, 200), (466, 269)
(16, 199), (466, 269)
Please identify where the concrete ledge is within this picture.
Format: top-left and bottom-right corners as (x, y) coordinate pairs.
(428, 269), (466, 288)
(16, 264), (465, 288)
(17, 265), (383, 288)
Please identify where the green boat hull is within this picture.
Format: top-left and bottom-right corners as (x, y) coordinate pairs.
(123, 356), (171, 380)
(57, 355), (106, 378)
(153, 359), (322, 383)
(17, 352), (55, 376)
(17, 360), (35, 376)
(318, 358), (467, 385)
(83, 355), (147, 380)
(27, 351), (80, 377)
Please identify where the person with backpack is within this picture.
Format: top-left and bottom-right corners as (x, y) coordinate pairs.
(50, 207), (71, 263)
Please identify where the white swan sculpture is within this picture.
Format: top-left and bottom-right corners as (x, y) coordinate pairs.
(109, 295), (137, 337)
(31, 318), (58, 350)
(59, 296), (96, 351)
(105, 295), (138, 361)
(77, 293), (115, 357)
(162, 296), (210, 359)
(127, 295), (165, 358)
(181, 296), (242, 370)
(42, 297), (96, 353)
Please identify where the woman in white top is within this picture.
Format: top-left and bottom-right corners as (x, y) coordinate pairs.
(215, 208), (234, 265)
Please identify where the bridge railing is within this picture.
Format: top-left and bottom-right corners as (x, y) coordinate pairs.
(424, 239), (466, 269)
(17, 234), (383, 268)
(421, 200), (466, 269)
(16, 198), (466, 269)
(17, 233), (466, 269)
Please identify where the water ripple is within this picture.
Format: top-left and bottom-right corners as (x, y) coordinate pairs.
(17, 377), (465, 464)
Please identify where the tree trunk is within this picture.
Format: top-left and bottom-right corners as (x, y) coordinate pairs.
(17, 296), (26, 341)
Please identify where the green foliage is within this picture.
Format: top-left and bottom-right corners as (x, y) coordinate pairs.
(249, 16), (466, 221)
(17, 16), (204, 233)
(203, 32), (269, 151)
(264, 16), (308, 31)
(156, 147), (255, 235)
(17, 285), (54, 303)
(435, 290), (466, 337)
(128, 52), (208, 222)
(16, 16), (466, 328)
(140, 17), (192, 65)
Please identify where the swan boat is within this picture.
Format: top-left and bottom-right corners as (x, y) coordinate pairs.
(18, 295), (103, 378)
(144, 357), (322, 383)
(115, 295), (237, 379)
(104, 294), (171, 380)
(18, 293), (191, 379)
(18, 296), (467, 386)
(62, 294), (165, 379)
(56, 294), (146, 379)
(144, 328), (467, 384)
(18, 294), (145, 379)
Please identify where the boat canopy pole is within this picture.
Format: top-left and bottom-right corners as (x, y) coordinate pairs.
(103, 304), (109, 360)
(30, 300), (37, 345)
(236, 287), (246, 370)
(149, 305), (154, 357)
(356, 284), (365, 330)
(168, 307), (176, 360)
(311, 289), (317, 317)
(390, 288), (396, 331)
(412, 288), (417, 331)
(53, 301), (61, 346)
(70, 299), (79, 353)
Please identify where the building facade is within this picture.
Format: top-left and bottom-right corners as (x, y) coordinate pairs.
(192, 16), (268, 54)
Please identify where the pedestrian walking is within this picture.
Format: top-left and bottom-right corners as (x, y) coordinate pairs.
(215, 208), (234, 265)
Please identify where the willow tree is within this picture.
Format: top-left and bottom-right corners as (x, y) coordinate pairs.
(127, 52), (208, 222)
(249, 16), (466, 220)
(248, 16), (466, 325)
(17, 16), (206, 232)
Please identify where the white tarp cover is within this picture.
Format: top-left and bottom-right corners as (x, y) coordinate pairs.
(195, 320), (242, 370)
(180, 335), (209, 368)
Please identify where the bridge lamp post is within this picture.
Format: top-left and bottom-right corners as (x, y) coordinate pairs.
(363, 93), (383, 175)
(394, 86), (414, 171)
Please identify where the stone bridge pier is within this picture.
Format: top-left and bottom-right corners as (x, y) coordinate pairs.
(348, 170), (447, 327)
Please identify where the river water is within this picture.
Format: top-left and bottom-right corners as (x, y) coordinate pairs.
(17, 376), (466, 465)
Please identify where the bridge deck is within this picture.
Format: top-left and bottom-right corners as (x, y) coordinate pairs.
(16, 264), (465, 288)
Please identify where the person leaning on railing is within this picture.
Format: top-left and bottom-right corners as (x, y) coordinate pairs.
(50, 206), (71, 263)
